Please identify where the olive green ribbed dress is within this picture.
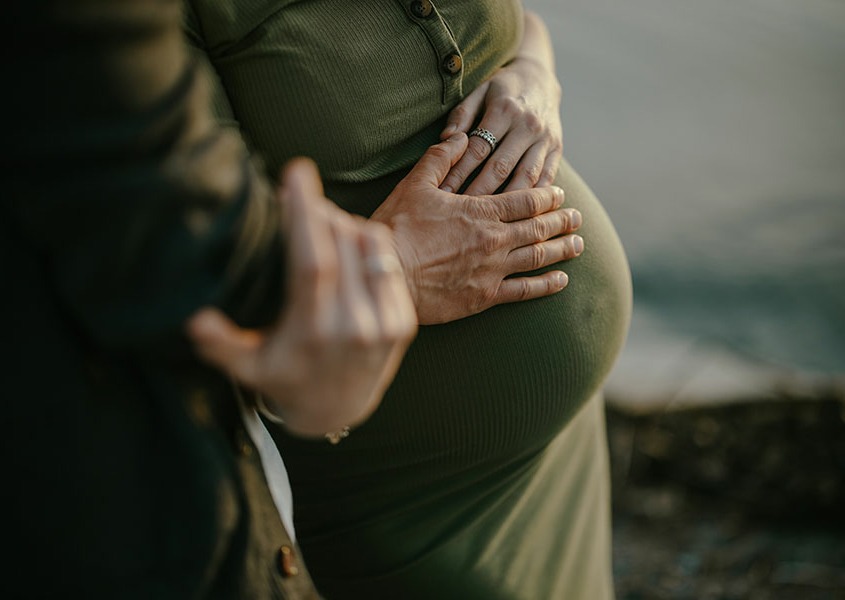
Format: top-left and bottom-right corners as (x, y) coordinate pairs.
(185, 1), (632, 598)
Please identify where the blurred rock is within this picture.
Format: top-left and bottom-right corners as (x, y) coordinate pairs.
(607, 398), (845, 598)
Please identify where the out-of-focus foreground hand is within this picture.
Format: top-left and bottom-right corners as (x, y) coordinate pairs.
(186, 159), (417, 439)
(371, 134), (583, 325)
(439, 12), (563, 196)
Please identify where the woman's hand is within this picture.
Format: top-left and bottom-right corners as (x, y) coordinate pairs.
(187, 159), (417, 439)
(372, 134), (583, 325)
(440, 11), (563, 196)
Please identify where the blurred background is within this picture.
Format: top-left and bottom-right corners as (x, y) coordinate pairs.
(530, 0), (845, 597)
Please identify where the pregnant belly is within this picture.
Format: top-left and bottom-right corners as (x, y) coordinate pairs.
(273, 159), (630, 585)
(369, 158), (631, 459)
(280, 157), (631, 497)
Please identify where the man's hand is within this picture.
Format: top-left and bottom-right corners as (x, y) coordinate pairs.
(371, 134), (583, 325)
(187, 159), (417, 438)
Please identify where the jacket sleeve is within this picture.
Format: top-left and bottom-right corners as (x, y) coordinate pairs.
(3, 0), (286, 356)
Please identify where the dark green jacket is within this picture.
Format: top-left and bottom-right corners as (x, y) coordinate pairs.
(3, 1), (318, 597)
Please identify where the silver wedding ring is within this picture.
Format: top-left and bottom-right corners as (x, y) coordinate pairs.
(364, 253), (402, 275)
(469, 127), (498, 152)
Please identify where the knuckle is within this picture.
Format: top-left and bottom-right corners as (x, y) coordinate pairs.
(491, 156), (514, 179)
(522, 164), (542, 185)
(468, 140), (490, 161)
(495, 96), (521, 117)
(344, 323), (378, 349)
(526, 194), (547, 215)
(523, 112), (544, 135)
(556, 211), (571, 233)
(441, 173), (461, 190)
(503, 191), (540, 219)
(477, 228), (502, 255)
(476, 200), (500, 221)
(301, 330), (331, 356)
(530, 243), (547, 268)
(554, 236), (570, 259)
(427, 143), (452, 161)
(474, 284), (499, 313)
(301, 261), (336, 286)
(516, 279), (533, 301)
(565, 208), (582, 231)
(532, 217), (551, 240)
(450, 105), (469, 121)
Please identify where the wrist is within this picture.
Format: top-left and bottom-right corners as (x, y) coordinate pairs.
(256, 391), (353, 443)
(502, 54), (563, 102)
(505, 56), (561, 98)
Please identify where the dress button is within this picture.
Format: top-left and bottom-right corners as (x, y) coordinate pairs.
(410, 0), (433, 18)
(442, 53), (462, 75)
(278, 545), (300, 578)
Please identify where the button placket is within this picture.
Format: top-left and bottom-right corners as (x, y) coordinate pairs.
(396, 0), (463, 104)
(410, 0), (433, 19)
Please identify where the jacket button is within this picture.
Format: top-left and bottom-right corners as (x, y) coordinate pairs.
(410, 0), (433, 18)
(442, 53), (462, 75)
(233, 429), (253, 457)
(278, 545), (300, 578)
(187, 388), (212, 427)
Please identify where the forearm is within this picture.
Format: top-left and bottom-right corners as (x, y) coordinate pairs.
(4, 0), (285, 354)
(512, 10), (558, 85)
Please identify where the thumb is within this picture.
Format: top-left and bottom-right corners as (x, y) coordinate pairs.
(407, 133), (468, 188)
(440, 83), (487, 139)
(186, 307), (263, 384)
(279, 157), (325, 201)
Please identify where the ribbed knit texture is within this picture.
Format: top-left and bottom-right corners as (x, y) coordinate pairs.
(186, 0), (522, 181)
(186, 1), (632, 598)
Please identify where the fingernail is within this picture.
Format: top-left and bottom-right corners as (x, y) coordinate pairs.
(557, 272), (569, 288)
(570, 209), (582, 229)
(441, 184), (454, 193)
(442, 124), (457, 137)
(553, 186), (565, 205)
(447, 132), (465, 143)
(573, 235), (584, 255)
